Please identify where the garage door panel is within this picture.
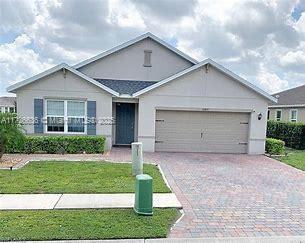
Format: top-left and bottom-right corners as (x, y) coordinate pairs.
(155, 110), (249, 153)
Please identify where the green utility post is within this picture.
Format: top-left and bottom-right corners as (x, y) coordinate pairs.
(132, 142), (143, 176)
(134, 174), (153, 216)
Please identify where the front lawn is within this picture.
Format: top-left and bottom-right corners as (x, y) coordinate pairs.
(0, 208), (179, 241)
(278, 149), (305, 171)
(0, 161), (171, 193)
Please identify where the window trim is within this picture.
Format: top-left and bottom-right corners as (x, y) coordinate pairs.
(44, 99), (87, 135)
(275, 109), (282, 121)
(289, 109), (298, 122)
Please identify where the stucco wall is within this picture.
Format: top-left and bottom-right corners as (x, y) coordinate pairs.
(138, 66), (269, 154)
(269, 107), (305, 122)
(78, 38), (193, 81)
(15, 70), (113, 150)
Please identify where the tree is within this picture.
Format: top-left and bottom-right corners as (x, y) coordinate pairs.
(0, 113), (25, 160)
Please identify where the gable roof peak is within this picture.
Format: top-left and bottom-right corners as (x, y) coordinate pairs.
(7, 63), (119, 96)
(73, 32), (198, 69)
(133, 58), (277, 103)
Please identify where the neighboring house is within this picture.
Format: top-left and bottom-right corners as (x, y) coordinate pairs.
(7, 32), (276, 154)
(0, 97), (16, 113)
(269, 85), (305, 122)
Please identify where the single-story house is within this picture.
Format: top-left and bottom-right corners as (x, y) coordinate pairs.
(0, 96), (16, 113)
(269, 85), (305, 122)
(7, 32), (276, 154)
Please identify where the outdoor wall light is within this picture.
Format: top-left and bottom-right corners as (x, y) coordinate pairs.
(258, 113), (262, 120)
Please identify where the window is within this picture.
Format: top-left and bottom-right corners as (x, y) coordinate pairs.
(67, 101), (85, 133)
(290, 109), (298, 122)
(47, 100), (65, 132)
(275, 109), (282, 121)
(267, 109), (270, 120)
(9, 107), (15, 113)
(46, 99), (85, 133)
(143, 50), (152, 67)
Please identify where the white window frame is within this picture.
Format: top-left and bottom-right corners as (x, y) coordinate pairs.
(275, 109), (282, 121)
(289, 109), (298, 122)
(45, 99), (87, 135)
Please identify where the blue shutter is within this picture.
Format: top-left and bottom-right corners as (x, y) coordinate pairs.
(34, 99), (44, 133)
(87, 101), (96, 135)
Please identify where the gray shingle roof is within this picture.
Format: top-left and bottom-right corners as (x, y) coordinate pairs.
(272, 85), (305, 105)
(94, 79), (157, 95)
(0, 97), (16, 107)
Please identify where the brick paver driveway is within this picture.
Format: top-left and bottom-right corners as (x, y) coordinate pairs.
(148, 152), (305, 238)
(15, 149), (305, 238)
(104, 149), (305, 238)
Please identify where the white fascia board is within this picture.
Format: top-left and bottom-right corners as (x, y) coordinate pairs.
(146, 32), (198, 64)
(207, 59), (277, 103)
(269, 104), (305, 108)
(7, 63), (120, 96)
(65, 65), (119, 96)
(133, 58), (277, 103)
(132, 60), (207, 97)
(73, 32), (198, 69)
(7, 64), (66, 92)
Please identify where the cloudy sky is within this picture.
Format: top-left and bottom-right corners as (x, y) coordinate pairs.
(1, 0), (305, 96)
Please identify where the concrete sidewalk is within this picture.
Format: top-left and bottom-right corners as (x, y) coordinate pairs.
(2, 236), (305, 242)
(0, 193), (181, 210)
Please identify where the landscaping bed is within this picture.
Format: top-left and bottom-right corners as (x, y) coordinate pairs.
(0, 161), (171, 193)
(0, 208), (180, 241)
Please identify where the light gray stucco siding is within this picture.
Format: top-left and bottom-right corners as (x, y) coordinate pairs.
(15, 70), (113, 150)
(78, 38), (193, 81)
(138, 66), (269, 154)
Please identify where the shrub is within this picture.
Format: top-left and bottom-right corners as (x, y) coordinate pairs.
(23, 136), (105, 154)
(267, 120), (305, 149)
(265, 138), (285, 155)
(0, 113), (25, 158)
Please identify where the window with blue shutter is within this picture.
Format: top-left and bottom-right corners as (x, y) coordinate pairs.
(87, 101), (96, 135)
(34, 99), (44, 133)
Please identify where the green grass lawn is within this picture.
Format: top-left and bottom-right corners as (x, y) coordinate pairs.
(0, 208), (180, 241)
(278, 149), (305, 171)
(0, 161), (171, 193)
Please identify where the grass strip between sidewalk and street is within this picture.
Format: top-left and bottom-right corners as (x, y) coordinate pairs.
(0, 208), (180, 241)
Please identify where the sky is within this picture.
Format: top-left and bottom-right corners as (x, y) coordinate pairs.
(1, 0), (305, 96)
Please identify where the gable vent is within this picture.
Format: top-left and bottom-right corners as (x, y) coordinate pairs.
(143, 50), (152, 67)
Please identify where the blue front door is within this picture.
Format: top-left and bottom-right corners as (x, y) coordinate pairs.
(115, 103), (135, 145)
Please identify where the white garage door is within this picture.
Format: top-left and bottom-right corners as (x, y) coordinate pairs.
(155, 110), (249, 153)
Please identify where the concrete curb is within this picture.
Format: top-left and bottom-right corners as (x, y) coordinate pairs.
(2, 236), (305, 243)
(0, 240), (143, 243)
(147, 236), (305, 242)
